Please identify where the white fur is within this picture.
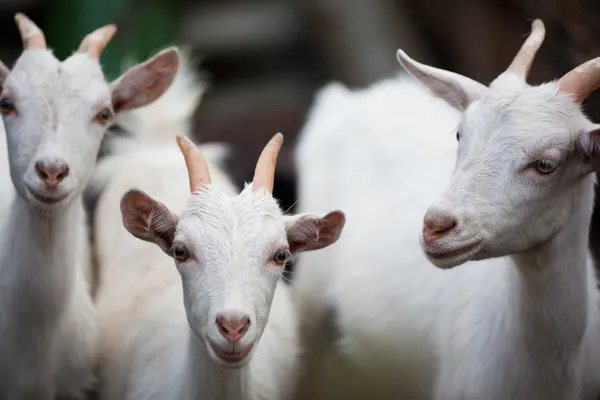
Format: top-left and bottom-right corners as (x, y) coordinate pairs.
(0, 34), (181, 397)
(0, 48), (114, 399)
(291, 70), (600, 400)
(93, 57), (318, 400)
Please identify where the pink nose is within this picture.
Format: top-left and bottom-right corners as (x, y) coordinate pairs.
(423, 215), (457, 244)
(35, 161), (69, 190)
(215, 314), (251, 343)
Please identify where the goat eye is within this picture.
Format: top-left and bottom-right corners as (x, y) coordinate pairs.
(93, 108), (113, 125)
(0, 98), (15, 115)
(456, 131), (460, 141)
(272, 249), (291, 266)
(532, 159), (558, 175)
(172, 245), (191, 262)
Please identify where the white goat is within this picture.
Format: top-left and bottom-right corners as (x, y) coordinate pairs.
(0, 13), (180, 399)
(291, 19), (600, 400)
(93, 99), (346, 400)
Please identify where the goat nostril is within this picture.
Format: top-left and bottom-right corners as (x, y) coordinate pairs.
(35, 162), (48, 179)
(423, 216), (457, 241)
(35, 162), (69, 188)
(216, 315), (251, 341)
(56, 165), (69, 181)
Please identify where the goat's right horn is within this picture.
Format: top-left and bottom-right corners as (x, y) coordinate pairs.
(77, 24), (117, 60)
(556, 58), (600, 104)
(505, 19), (545, 79)
(252, 133), (284, 194)
(14, 13), (46, 50)
(176, 135), (211, 193)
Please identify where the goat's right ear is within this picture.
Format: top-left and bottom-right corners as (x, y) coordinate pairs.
(110, 47), (180, 113)
(396, 49), (486, 111)
(575, 125), (600, 173)
(120, 189), (179, 254)
(284, 210), (346, 253)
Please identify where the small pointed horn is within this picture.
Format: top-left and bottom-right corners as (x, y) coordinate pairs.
(252, 133), (284, 194)
(176, 135), (211, 193)
(14, 13), (46, 50)
(557, 57), (600, 103)
(505, 19), (545, 78)
(78, 24), (117, 60)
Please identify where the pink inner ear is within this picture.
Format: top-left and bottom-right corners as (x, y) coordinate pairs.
(287, 210), (346, 253)
(120, 189), (178, 253)
(111, 48), (180, 112)
(576, 128), (600, 162)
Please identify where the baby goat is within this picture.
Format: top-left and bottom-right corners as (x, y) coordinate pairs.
(291, 19), (600, 400)
(0, 13), (179, 399)
(95, 132), (346, 399)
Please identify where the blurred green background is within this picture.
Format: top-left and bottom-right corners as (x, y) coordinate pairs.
(44, 0), (179, 80)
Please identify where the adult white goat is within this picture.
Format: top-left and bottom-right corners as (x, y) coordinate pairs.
(291, 19), (600, 400)
(0, 13), (180, 399)
(92, 58), (346, 398)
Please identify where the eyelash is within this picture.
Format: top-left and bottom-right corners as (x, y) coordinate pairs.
(529, 158), (559, 175)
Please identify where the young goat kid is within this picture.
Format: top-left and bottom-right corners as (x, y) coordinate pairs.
(0, 13), (179, 399)
(291, 19), (600, 400)
(95, 133), (346, 400)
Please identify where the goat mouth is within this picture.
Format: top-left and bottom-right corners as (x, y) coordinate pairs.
(207, 339), (253, 365)
(424, 240), (483, 268)
(27, 189), (67, 205)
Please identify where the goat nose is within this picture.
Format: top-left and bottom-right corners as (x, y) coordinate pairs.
(423, 214), (457, 243)
(215, 313), (251, 343)
(35, 161), (69, 190)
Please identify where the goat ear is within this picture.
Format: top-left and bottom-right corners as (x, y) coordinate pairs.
(396, 49), (486, 111)
(120, 189), (179, 254)
(110, 47), (180, 113)
(284, 210), (346, 254)
(0, 61), (10, 85)
(576, 125), (600, 168)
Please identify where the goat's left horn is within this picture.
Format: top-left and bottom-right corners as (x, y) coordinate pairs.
(505, 19), (545, 79)
(78, 24), (117, 60)
(176, 135), (211, 193)
(14, 13), (46, 50)
(252, 133), (283, 194)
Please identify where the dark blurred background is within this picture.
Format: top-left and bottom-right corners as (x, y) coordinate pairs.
(2, 0), (600, 263)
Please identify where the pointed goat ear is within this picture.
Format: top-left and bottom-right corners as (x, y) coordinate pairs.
(396, 49), (487, 111)
(120, 189), (179, 254)
(575, 125), (600, 172)
(284, 210), (346, 254)
(110, 47), (180, 113)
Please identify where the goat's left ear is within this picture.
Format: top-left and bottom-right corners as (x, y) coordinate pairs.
(576, 125), (600, 168)
(284, 210), (346, 253)
(110, 47), (180, 113)
(396, 49), (486, 111)
(120, 189), (179, 254)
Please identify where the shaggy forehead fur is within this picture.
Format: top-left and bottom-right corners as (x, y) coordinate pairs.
(176, 185), (285, 257)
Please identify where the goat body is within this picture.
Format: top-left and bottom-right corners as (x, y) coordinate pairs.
(0, 128), (96, 399)
(291, 72), (600, 400)
(94, 54), (301, 400)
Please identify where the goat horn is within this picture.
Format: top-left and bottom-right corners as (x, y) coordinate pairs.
(176, 135), (211, 193)
(14, 13), (46, 50)
(78, 24), (117, 60)
(252, 133), (283, 194)
(505, 19), (545, 78)
(557, 57), (600, 103)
